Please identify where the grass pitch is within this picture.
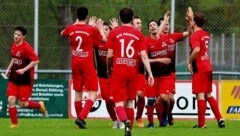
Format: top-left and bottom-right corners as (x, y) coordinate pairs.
(0, 118), (238, 136)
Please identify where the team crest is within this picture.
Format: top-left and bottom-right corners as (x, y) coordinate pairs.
(16, 51), (21, 57)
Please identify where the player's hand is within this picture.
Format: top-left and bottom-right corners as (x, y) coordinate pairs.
(186, 7), (193, 21)
(187, 63), (193, 74)
(88, 16), (97, 26)
(164, 11), (170, 22)
(16, 69), (25, 75)
(4, 69), (10, 78)
(148, 75), (154, 87)
(158, 58), (171, 64)
(96, 18), (104, 29)
(109, 18), (119, 29)
(107, 68), (112, 78)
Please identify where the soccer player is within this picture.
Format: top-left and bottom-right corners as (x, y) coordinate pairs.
(157, 9), (192, 126)
(132, 16), (145, 128)
(145, 20), (171, 128)
(106, 7), (154, 136)
(61, 6), (106, 129)
(5, 26), (46, 128)
(94, 22), (124, 129)
(188, 12), (225, 128)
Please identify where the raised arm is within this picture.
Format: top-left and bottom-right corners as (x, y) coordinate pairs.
(96, 18), (107, 42)
(157, 11), (170, 39)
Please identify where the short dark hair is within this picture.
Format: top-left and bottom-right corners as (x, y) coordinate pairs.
(134, 16), (140, 19)
(119, 7), (133, 24)
(103, 22), (112, 30)
(77, 6), (88, 20)
(194, 12), (206, 27)
(147, 20), (158, 29)
(14, 26), (27, 36)
(157, 18), (164, 26)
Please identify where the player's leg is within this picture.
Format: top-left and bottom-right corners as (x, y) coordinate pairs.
(8, 96), (18, 128)
(168, 93), (175, 125)
(126, 79), (138, 129)
(72, 70), (84, 120)
(193, 93), (206, 128)
(6, 82), (19, 127)
(146, 97), (155, 128)
(205, 92), (225, 128)
(158, 94), (169, 127)
(99, 78), (119, 128)
(145, 83), (156, 128)
(136, 92), (145, 127)
(204, 71), (224, 128)
(168, 74), (176, 126)
(135, 74), (146, 128)
(156, 77), (170, 127)
(18, 85), (47, 116)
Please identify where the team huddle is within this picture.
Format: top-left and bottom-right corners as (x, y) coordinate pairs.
(5, 6), (225, 136)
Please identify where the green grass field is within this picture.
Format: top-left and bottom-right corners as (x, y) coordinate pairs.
(0, 118), (238, 136)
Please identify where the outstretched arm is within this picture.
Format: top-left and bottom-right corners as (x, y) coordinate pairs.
(157, 11), (170, 39)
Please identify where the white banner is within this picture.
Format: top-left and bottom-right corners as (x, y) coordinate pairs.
(69, 80), (218, 119)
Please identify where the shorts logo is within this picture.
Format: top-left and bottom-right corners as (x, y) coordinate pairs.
(231, 86), (240, 99)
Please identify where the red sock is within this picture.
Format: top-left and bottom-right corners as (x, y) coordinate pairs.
(115, 106), (127, 122)
(207, 97), (222, 121)
(9, 107), (18, 124)
(155, 102), (163, 123)
(74, 101), (82, 118)
(198, 100), (206, 127)
(79, 99), (94, 120)
(125, 108), (134, 128)
(136, 96), (145, 120)
(106, 100), (117, 121)
(146, 105), (154, 124)
(27, 100), (40, 109)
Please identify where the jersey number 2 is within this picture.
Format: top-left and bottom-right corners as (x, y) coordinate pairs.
(76, 36), (83, 51)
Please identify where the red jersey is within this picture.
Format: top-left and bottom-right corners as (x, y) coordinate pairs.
(94, 41), (108, 78)
(9, 41), (38, 85)
(189, 30), (212, 73)
(146, 35), (171, 77)
(165, 33), (183, 72)
(61, 24), (102, 69)
(106, 26), (146, 80)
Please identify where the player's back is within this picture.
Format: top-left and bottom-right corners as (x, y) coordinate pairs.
(62, 24), (102, 67)
(107, 26), (146, 80)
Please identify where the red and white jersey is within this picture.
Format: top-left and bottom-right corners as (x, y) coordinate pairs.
(106, 26), (146, 80)
(189, 29), (212, 73)
(94, 41), (108, 78)
(165, 33), (184, 73)
(61, 24), (102, 69)
(9, 41), (38, 85)
(146, 35), (171, 77)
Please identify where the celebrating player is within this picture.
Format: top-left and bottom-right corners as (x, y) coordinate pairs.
(132, 16), (145, 128)
(61, 6), (106, 129)
(5, 26), (47, 128)
(188, 11), (225, 128)
(157, 8), (192, 126)
(106, 7), (154, 136)
(94, 22), (125, 129)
